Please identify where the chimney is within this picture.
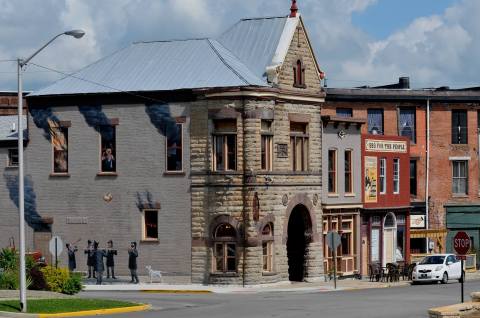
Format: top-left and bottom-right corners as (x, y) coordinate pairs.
(290, 0), (298, 18)
(399, 77), (410, 89)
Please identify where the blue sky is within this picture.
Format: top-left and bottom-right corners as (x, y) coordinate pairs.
(352, 0), (457, 39)
(0, 0), (478, 90)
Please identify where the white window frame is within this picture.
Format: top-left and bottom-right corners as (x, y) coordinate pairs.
(393, 158), (400, 194)
(165, 122), (184, 172)
(380, 158), (386, 194)
(141, 209), (159, 241)
(452, 160), (468, 195)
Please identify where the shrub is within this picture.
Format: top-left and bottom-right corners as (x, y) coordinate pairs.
(0, 248), (17, 271)
(62, 274), (83, 295)
(40, 266), (82, 295)
(0, 270), (18, 290)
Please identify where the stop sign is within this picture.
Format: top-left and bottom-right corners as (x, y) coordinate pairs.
(453, 231), (471, 255)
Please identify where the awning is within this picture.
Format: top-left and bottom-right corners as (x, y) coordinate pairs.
(410, 229), (448, 239)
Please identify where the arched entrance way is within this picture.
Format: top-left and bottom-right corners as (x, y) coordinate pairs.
(287, 204), (312, 281)
(383, 212), (397, 265)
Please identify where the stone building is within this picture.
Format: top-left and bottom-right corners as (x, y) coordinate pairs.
(5, 3), (327, 284)
(320, 115), (365, 277)
(325, 79), (480, 266)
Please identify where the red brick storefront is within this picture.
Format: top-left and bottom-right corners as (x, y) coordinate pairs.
(360, 135), (411, 275)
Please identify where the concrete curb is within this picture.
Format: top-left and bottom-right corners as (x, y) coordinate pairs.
(0, 304), (151, 318)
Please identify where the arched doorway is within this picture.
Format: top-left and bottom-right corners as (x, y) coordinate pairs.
(287, 204), (312, 281)
(383, 213), (397, 265)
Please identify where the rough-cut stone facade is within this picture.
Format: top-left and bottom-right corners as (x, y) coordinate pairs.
(190, 97), (324, 285)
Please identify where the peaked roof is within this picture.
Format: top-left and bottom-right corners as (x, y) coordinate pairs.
(29, 15), (303, 97)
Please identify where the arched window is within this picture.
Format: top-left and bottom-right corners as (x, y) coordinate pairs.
(293, 59), (306, 88)
(262, 223), (274, 272)
(213, 223), (237, 273)
(384, 213), (396, 228)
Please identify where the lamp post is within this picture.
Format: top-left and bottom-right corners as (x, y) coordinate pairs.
(17, 29), (85, 312)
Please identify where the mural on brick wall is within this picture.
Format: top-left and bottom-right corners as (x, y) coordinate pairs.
(4, 174), (49, 231)
(145, 103), (177, 140)
(30, 108), (59, 141)
(78, 106), (116, 172)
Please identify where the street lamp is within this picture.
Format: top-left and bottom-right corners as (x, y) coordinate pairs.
(17, 29), (85, 312)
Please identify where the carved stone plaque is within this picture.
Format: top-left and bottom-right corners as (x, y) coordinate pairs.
(277, 143), (288, 158)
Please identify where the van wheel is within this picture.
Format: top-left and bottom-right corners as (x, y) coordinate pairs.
(441, 272), (448, 284)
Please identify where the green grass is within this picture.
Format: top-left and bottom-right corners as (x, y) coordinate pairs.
(0, 298), (140, 314)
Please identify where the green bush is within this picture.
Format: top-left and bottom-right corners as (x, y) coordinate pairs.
(0, 270), (18, 290)
(40, 266), (82, 295)
(0, 248), (17, 271)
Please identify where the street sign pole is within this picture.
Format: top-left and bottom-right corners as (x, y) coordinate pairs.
(461, 258), (464, 303)
(55, 237), (58, 268)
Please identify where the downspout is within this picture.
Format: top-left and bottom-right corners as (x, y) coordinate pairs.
(425, 98), (430, 253)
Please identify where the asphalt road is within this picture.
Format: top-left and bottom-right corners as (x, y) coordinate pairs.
(80, 280), (480, 318)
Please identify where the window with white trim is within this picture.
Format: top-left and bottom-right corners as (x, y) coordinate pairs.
(379, 158), (386, 194)
(393, 158), (400, 194)
(452, 160), (468, 195)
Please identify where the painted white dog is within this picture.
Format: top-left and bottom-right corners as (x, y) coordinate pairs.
(146, 265), (163, 283)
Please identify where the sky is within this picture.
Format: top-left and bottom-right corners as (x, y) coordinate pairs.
(0, 0), (477, 91)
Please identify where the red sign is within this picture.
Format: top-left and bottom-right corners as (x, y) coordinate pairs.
(453, 231), (471, 255)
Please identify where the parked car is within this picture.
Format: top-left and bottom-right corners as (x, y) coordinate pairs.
(412, 254), (464, 284)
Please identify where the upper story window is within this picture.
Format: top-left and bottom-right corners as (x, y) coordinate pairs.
(100, 125), (116, 173)
(212, 120), (237, 171)
(393, 158), (400, 194)
(452, 110), (467, 144)
(293, 59), (306, 88)
(328, 149), (337, 193)
(51, 125), (68, 173)
(452, 160), (468, 195)
(399, 108), (416, 142)
(379, 158), (386, 194)
(368, 109), (384, 135)
(290, 122), (308, 171)
(261, 120), (273, 171)
(410, 160), (417, 196)
(344, 150), (353, 193)
(166, 123), (183, 172)
(7, 149), (18, 167)
(336, 108), (353, 118)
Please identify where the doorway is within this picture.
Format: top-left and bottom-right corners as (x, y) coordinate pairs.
(287, 205), (312, 281)
(383, 213), (397, 265)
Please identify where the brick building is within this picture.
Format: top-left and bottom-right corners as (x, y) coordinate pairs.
(325, 79), (480, 265)
(2, 3), (328, 285)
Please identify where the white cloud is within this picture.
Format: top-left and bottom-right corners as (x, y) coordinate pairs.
(0, 0), (478, 91)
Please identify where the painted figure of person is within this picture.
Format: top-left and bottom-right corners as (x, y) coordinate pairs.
(84, 240), (95, 278)
(101, 147), (116, 172)
(66, 243), (78, 272)
(128, 241), (139, 284)
(106, 240), (117, 279)
(93, 241), (106, 285)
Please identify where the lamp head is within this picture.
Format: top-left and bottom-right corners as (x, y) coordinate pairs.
(64, 29), (85, 39)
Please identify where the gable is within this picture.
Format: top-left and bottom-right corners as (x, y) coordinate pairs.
(277, 17), (323, 94)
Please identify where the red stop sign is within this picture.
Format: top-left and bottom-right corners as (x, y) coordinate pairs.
(453, 231), (471, 255)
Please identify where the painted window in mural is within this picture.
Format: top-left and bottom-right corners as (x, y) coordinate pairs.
(213, 120), (237, 171)
(367, 109), (383, 135)
(399, 108), (416, 142)
(100, 125), (116, 173)
(143, 210), (158, 240)
(379, 158), (386, 194)
(364, 156), (378, 202)
(261, 120), (273, 171)
(7, 149), (18, 167)
(290, 122), (309, 171)
(52, 126), (68, 173)
(166, 123), (183, 172)
(393, 158), (400, 194)
(213, 223), (237, 273)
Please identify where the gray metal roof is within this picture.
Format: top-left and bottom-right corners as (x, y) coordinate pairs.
(0, 115), (27, 141)
(217, 16), (288, 82)
(29, 16), (295, 97)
